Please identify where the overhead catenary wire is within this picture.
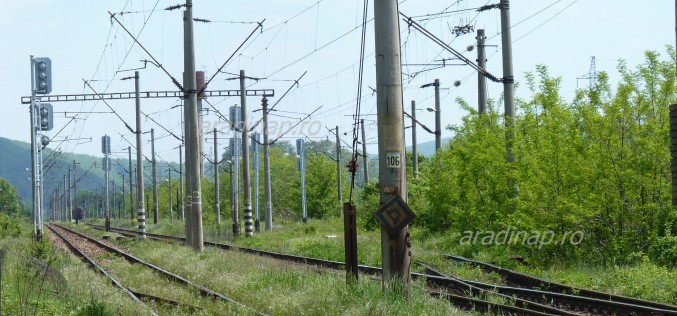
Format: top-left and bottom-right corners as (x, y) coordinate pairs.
(200, 20), (265, 95)
(83, 79), (135, 133)
(400, 11), (501, 83)
(513, 0), (579, 43)
(269, 106), (323, 145)
(348, 0), (369, 201)
(108, 11), (183, 90)
(249, 71), (308, 132)
(68, 0), (159, 155)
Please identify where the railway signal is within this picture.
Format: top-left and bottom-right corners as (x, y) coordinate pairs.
(33, 57), (52, 94)
(39, 104), (54, 131)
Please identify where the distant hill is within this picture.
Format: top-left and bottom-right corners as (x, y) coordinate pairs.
(0, 137), (176, 205)
(406, 137), (451, 157)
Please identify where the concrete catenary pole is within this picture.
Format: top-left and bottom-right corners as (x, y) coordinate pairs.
(297, 139), (307, 222)
(240, 70), (254, 237)
(500, 0), (516, 163)
(262, 97), (273, 231)
(252, 132), (261, 232)
(134, 71), (146, 239)
(120, 173), (125, 223)
(128, 146), (134, 223)
(213, 128), (221, 224)
(112, 179), (116, 221)
(168, 168), (173, 223)
(228, 160), (234, 227)
(105, 158), (110, 231)
(197, 71), (205, 179)
(477, 29), (487, 115)
(434, 79), (441, 151)
(63, 175), (67, 221)
(179, 144), (184, 221)
(68, 168), (72, 222)
(411, 101), (418, 179)
(231, 136), (240, 236)
(151, 129), (158, 224)
(184, 0), (204, 251)
(373, 0), (412, 296)
(360, 119), (369, 185)
(335, 126), (343, 215)
(73, 160), (77, 221)
(182, 5), (193, 248)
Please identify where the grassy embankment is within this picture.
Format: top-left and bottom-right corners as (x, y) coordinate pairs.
(0, 219), (152, 315)
(107, 216), (677, 305)
(67, 222), (467, 315)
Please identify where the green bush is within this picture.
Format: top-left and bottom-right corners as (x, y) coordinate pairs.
(0, 213), (22, 238)
(356, 183), (380, 231)
(76, 301), (112, 316)
(649, 235), (677, 268)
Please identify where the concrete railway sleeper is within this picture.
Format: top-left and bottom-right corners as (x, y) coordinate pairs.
(50, 223), (267, 316)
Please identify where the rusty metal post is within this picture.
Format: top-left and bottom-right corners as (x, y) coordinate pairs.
(343, 202), (358, 283)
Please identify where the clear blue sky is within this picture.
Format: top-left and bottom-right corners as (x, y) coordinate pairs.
(0, 0), (673, 163)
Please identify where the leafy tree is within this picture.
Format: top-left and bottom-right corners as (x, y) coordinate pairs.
(290, 153), (337, 219)
(0, 177), (20, 216)
(420, 48), (677, 265)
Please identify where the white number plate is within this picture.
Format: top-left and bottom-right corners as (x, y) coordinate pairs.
(385, 152), (401, 168)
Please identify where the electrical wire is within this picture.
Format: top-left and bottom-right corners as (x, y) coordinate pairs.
(348, 0), (369, 201)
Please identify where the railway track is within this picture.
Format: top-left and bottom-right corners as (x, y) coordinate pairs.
(48, 223), (265, 316)
(87, 224), (677, 315)
(46, 224), (160, 316)
(445, 254), (677, 314)
(416, 260), (677, 316)
(87, 224), (557, 315)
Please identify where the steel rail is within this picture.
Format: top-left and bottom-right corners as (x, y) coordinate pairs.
(45, 224), (159, 316)
(88, 224), (554, 315)
(446, 254), (677, 313)
(418, 260), (677, 316)
(54, 224), (267, 316)
(92, 224), (677, 316)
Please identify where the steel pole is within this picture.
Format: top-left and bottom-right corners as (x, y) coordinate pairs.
(263, 97), (273, 231)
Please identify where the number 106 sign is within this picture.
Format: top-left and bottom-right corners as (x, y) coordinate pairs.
(385, 152), (401, 168)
